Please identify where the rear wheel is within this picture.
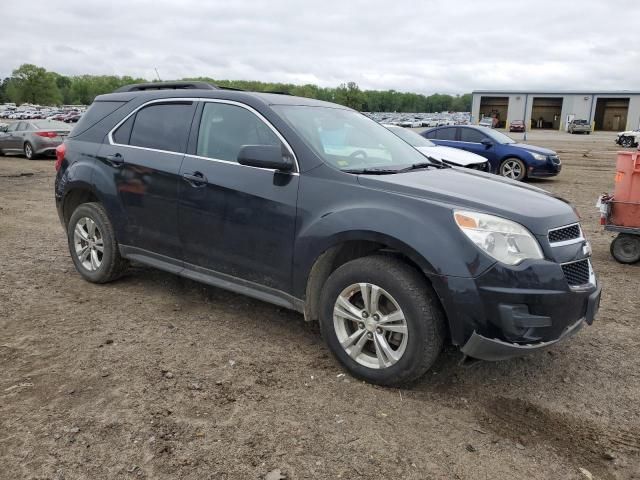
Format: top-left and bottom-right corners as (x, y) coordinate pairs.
(500, 157), (526, 181)
(319, 255), (445, 386)
(610, 234), (640, 264)
(67, 202), (129, 283)
(24, 142), (36, 160)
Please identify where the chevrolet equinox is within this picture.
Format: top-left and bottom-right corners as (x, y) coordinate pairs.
(54, 82), (601, 386)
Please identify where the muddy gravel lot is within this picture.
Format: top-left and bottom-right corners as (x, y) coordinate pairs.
(1, 131), (639, 480)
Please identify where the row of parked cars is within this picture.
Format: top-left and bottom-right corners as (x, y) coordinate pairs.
(366, 112), (470, 128)
(0, 109), (84, 123)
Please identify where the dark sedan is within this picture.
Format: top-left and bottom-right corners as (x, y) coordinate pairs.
(422, 125), (561, 181)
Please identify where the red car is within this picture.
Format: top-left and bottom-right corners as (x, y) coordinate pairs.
(509, 120), (525, 132)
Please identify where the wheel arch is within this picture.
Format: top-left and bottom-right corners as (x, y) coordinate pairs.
(301, 231), (441, 325)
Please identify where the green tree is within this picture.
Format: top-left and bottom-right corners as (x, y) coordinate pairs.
(334, 82), (364, 110)
(9, 64), (62, 105)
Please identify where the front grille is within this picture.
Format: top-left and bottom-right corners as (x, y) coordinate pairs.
(561, 259), (591, 286)
(549, 224), (581, 244)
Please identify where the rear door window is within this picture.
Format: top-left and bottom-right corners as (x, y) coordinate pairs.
(128, 102), (195, 153)
(459, 128), (487, 143)
(196, 102), (281, 162)
(436, 127), (457, 140)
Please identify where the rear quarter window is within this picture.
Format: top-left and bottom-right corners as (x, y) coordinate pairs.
(69, 101), (126, 138)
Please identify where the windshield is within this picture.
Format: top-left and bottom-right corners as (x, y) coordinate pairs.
(574, 119), (588, 124)
(484, 128), (516, 144)
(385, 125), (435, 147)
(274, 106), (431, 171)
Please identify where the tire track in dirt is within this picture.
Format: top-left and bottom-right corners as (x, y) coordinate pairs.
(475, 396), (640, 479)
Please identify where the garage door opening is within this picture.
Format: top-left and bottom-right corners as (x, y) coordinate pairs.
(479, 96), (508, 129)
(531, 97), (563, 129)
(594, 98), (629, 131)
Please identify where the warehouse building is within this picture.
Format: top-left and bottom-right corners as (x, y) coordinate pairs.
(471, 90), (640, 131)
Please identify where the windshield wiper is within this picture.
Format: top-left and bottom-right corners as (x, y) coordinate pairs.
(397, 156), (450, 172)
(343, 167), (402, 175)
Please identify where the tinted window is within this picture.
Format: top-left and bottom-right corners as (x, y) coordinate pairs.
(129, 103), (194, 153)
(70, 101), (126, 137)
(6, 123), (17, 132)
(16, 122), (29, 131)
(113, 115), (134, 144)
(423, 129), (437, 139)
(436, 127), (457, 140)
(196, 102), (281, 162)
(459, 128), (487, 143)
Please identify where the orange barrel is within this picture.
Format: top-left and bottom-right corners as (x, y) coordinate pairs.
(611, 151), (640, 227)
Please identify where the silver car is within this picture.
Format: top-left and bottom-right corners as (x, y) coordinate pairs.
(0, 120), (71, 159)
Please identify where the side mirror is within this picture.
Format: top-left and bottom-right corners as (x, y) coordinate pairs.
(237, 145), (294, 172)
(480, 138), (493, 148)
(0, 126), (7, 133)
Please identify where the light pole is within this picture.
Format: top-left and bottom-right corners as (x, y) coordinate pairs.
(523, 94), (529, 141)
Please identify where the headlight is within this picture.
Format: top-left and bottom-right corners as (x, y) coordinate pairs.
(453, 210), (544, 265)
(531, 153), (547, 161)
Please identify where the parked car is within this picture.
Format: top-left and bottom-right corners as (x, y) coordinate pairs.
(422, 125), (562, 181)
(478, 117), (494, 128)
(509, 120), (525, 132)
(383, 125), (489, 170)
(63, 113), (82, 123)
(615, 129), (640, 148)
(0, 120), (71, 159)
(54, 81), (599, 386)
(568, 119), (592, 134)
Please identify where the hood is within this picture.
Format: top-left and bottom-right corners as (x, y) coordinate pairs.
(356, 167), (576, 234)
(511, 143), (556, 155)
(416, 145), (487, 166)
(617, 130), (640, 136)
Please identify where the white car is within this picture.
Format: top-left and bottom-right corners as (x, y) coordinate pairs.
(479, 117), (494, 128)
(383, 125), (489, 170)
(615, 129), (640, 148)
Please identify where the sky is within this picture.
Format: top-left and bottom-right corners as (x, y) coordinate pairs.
(0, 0), (637, 95)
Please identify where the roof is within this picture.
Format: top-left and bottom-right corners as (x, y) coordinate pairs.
(472, 90), (640, 96)
(96, 87), (345, 109)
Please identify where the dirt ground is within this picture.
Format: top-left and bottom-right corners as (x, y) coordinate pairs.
(1, 130), (639, 480)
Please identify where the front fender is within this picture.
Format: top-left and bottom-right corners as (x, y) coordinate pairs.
(292, 199), (494, 299)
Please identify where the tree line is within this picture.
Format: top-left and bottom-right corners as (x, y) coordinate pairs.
(0, 64), (471, 113)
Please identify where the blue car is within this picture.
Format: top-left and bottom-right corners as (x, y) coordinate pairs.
(422, 125), (561, 181)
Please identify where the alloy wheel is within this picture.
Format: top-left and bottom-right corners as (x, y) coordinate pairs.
(25, 143), (33, 159)
(73, 217), (104, 271)
(501, 159), (523, 180)
(333, 283), (408, 369)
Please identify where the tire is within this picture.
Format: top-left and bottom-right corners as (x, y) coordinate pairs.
(24, 142), (36, 160)
(621, 136), (633, 148)
(610, 234), (640, 264)
(499, 157), (526, 181)
(67, 202), (129, 283)
(318, 255), (445, 386)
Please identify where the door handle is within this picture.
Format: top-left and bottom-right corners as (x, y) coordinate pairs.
(182, 171), (208, 187)
(106, 153), (124, 167)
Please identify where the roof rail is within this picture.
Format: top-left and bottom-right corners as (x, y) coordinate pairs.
(113, 81), (218, 93)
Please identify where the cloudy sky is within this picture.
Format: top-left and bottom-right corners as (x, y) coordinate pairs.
(0, 0), (637, 94)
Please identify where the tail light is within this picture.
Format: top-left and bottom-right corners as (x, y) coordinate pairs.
(36, 131), (57, 138)
(55, 143), (66, 171)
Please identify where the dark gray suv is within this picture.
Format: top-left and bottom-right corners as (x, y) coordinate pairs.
(54, 82), (601, 386)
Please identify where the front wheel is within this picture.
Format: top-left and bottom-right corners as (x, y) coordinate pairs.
(610, 234), (640, 264)
(319, 255), (445, 386)
(67, 202), (129, 283)
(500, 157), (526, 181)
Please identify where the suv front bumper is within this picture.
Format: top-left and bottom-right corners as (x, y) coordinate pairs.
(460, 284), (600, 361)
(431, 259), (600, 360)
